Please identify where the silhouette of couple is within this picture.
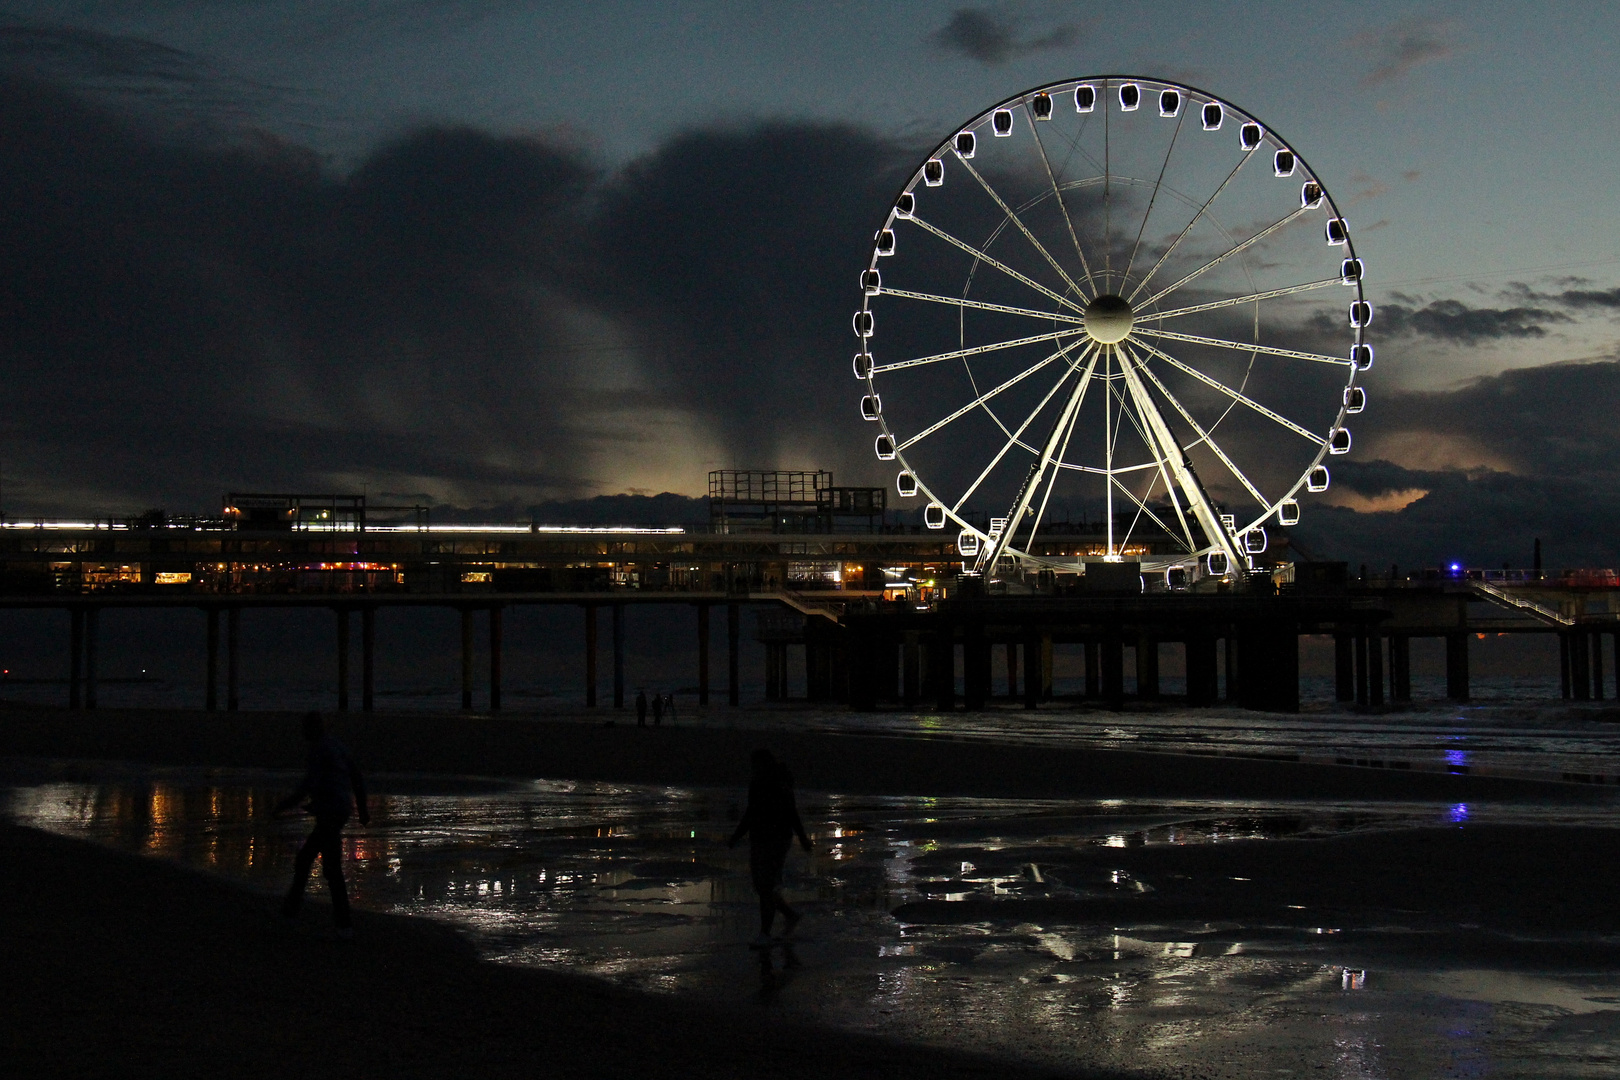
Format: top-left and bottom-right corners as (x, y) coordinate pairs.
(272, 715), (813, 952)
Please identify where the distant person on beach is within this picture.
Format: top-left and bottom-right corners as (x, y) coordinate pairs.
(652, 692), (664, 726)
(729, 749), (812, 944)
(273, 711), (369, 936)
(636, 689), (648, 726)
(662, 692), (676, 724)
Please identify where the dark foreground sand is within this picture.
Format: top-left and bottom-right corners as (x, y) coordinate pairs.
(0, 705), (1601, 802)
(0, 822), (1111, 1080)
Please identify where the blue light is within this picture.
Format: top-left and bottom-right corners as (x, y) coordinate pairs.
(1450, 563), (1461, 572)
(1448, 803), (1469, 824)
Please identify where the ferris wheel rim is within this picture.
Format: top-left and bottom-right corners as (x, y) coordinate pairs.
(856, 76), (1367, 573)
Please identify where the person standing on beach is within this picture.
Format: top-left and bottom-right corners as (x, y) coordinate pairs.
(636, 688), (648, 727)
(662, 692), (676, 724)
(729, 749), (812, 944)
(274, 711), (369, 936)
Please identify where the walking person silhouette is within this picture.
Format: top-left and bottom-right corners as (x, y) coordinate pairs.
(636, 688), (648, 727)
(274, 712), (369, 937)
(729, 749), (812, 945)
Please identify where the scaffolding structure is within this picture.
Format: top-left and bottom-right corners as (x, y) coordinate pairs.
(708, 471), (885, 533)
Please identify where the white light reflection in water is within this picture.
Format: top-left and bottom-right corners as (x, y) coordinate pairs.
(6, 769), (1620, 1078)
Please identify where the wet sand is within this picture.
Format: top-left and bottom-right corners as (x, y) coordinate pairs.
(0, 820), (1110, 1079)
(0, 704), (1602, 802)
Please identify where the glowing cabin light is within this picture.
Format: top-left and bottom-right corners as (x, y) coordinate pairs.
(924, 503), (946, 529)
(991, 108), (1014, 136)
(957, 530), (981, 557)
(852, 352), (873, 380)
(894, 192), (915, 218)
(1207, 551), (1229, 576)
(1301, 181), (1324, 208)
(1278, 499), (1300, 526)
(1351, 344), (1373, 370)
(896, 471), (918, 497)
(1074, 84), (1096, 112)
(1349, 301), (1373, 327)
(1118, 83), (1140, 111)
(875, 229), (895, 256)
(861, 269), (881, 295)
(853, 310), (874, 338)
(1325, 217), (1348, 245)
(1030, 91), (1053, 120)
(923, 158), (944, 186)
(1201, 102), (1223, 130)
(954, 131), (975, 158)
(860, 395), (881, 420)
(1244, 527), (1268, 554)
(1158, 88), (1181, 116)
(1273, 149), (1295, 177)
(1329, 428), (1352, 455)
(874, 435), (896, 460)
(1239, 122), (1263, 151)
(1344, 386), (1366, 414)
(1308, 466), (1330, 492)
(1340, 258), (1364, 284)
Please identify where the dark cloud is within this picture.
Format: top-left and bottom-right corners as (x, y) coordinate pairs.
(1289, 360), (1620, 568)
(930, 6), (1082, 65)
(1351, 17), (1457, 86)
(1347, 298), (1573, 343)
(0, 16), (296, 129)
(0, 66), (603, 514)
(590, 122), (913, 473)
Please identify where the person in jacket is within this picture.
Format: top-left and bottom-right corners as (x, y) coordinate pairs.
(274, 711), (369, 935)
(729, 748), (812, 943)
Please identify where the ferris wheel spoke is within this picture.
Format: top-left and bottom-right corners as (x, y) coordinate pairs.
(897, 343), (1078, 453)
(1026, 110), (1099, 294)
(978, 341), (1101, 572)
(1110, 370), (1197, 551)
(1025, 385), (1085, 549)
(879, 288), (1085, 324)
(1135, 326), (1352, 367)
(1116, 341), (1247, 565)
(1103, 80), (1113, 276)
(1136, 278), (1343, 323)
(953, 345), (1099, 514)
(909, 216), (1086, 315)
(1125, 339), (1268, 508)
(1113, 406), (1193, 553)
(1138, 205), (1313, 309)
(870, 327), (1084, 375)
(1123, 108), (1186, 285)
(1113, 471), (1183, 555)
(1129, 335), (1326, 446)
(956, 157), (1089, 302)
(1127, 151), (1251, 303)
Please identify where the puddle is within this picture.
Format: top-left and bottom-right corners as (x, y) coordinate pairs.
(7, 765), (1620, 1078)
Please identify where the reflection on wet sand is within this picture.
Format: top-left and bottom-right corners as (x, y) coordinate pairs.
(8, 768), (1620, 1078)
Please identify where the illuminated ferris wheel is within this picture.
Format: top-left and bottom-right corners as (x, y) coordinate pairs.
(853, 77), (1369, 578)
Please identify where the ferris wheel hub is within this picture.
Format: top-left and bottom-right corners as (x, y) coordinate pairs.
(1083, 294), (1135, 344)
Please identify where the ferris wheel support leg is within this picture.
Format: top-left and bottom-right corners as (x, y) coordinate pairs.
(1116, 345), (1246, 575)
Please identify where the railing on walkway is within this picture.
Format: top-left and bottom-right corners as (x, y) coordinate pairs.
(1472, 580), (1575, 626)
